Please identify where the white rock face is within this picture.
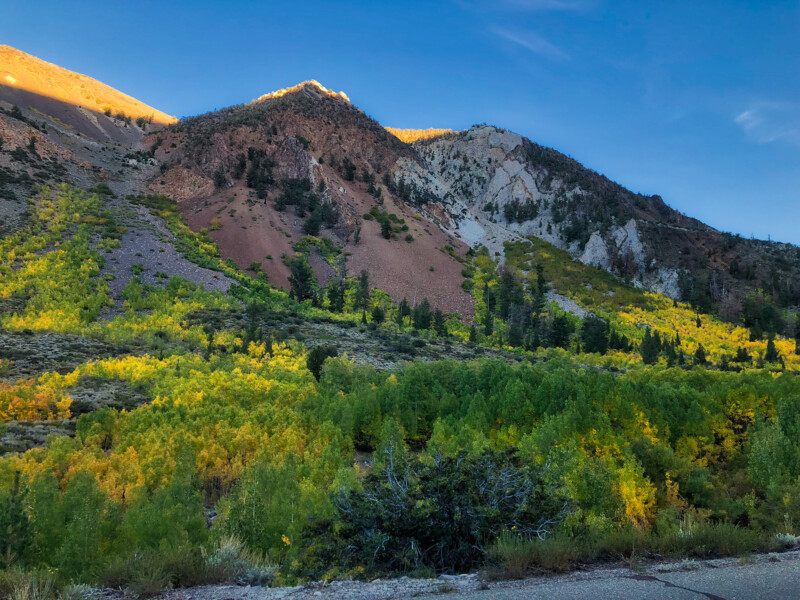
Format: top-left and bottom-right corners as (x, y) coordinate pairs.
(613, 219), (646, 266)
(391, 124), (681, 299)
(580, 231), (611, 269)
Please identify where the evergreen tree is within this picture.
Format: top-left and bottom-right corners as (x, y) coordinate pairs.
(396, 298), (411, 325)
(765, 337), (780, 363)
(735, 346), (751, 363)
(412, 299), (433, 330)
(508, 322), (524, 347)
(581, 315), (609, 354)
(498, 269), (524, 319)
(355, 270), (371, 309)
(483, 310), (494, 336)
(535, 264), (546, 291)
(549, 315), (573, 349)
(469, 325), (477, 343)
(327, 280), (345, 312)
(664, 340), (677, 366)
(433, 309), (447, 337)
(371, 304), (386, 324)
(307, 345), (339, 381)
(640, 328), (660, 365)
(694, 343), (707, 366)
(288, 256), (315, 301)
(380, 219), (392, 239)
(0, 472), (30, 568)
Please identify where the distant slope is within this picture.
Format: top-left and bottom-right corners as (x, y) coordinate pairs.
(386, 127), (455, 144)
(0, 45), (175, 144)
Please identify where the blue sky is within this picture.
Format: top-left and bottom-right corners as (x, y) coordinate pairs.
(3, 0), (799, 243)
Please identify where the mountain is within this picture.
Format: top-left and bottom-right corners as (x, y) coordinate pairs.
(145, 83), (800, 324)
(144, 80), (475, 315)
(4, 44), (800, 593)
(1, 45), (799, 328)
(390, 125), (800, 317)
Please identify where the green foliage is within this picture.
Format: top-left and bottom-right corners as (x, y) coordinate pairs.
(581, 315), (609, 354)
(307, 345), (339, 381)
(287, 255), (316, 301)
(336, 438), (569, 573)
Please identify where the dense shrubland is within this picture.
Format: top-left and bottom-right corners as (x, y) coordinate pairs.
(1, 185), (800, 594)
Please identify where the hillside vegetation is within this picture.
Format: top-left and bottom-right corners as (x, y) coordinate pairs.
(0, 186), (800, 597)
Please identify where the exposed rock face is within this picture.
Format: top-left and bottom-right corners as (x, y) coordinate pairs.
(388, 124), (796, 306)
(390, 125), (672, 286)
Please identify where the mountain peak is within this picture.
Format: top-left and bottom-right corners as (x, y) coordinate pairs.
(251, 80), (350, 104)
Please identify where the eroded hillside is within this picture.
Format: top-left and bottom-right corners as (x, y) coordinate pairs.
(145, 81), (475, 316)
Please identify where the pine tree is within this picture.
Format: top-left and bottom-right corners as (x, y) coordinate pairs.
(396, 298), (411, 325)
(549, 315), (573, 349)
(327, 280), (345, 312)
(412, 298), (433, 330)
(371, 304), (386, 324)
(469, 325), (477, 343)
(484, 310), (494, 336)
(498, 269), (523, 319)
(664, 341), (677, 366)
(288, 256), (315, 301)
(694, 343), (707, 366)
(581, 315), (609, 354)
(433, 309), (447, 337)
(640, 328), (660, 365)
(0, 472), (30, 567)
(380, 219), (392, 239)
(355, 270), (371, 309)
(765, 337), (780, 363)
(307, 345), (338, 380)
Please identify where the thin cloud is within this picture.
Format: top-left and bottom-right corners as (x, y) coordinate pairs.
(490, 26), (570, 60)
(734, 101), (800, 147)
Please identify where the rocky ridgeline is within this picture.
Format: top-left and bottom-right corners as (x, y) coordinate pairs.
(394, 125), (681, 298)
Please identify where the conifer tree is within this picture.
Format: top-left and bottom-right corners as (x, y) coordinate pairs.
(433, 309), (447, 337)
(355, 270), (371, 309)
(694, 343), (707, 366)
(412, 298), (433, 330)
(371, 304), (386, 324)
(765, 337), (780, 363)
(288, 256), (315, 301)
(640, 328), (660, 365)
(484, 310), (494, 336)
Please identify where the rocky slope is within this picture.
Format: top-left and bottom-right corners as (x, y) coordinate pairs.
(393, 125), (800, 314)
(146, 81), (475, 316)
